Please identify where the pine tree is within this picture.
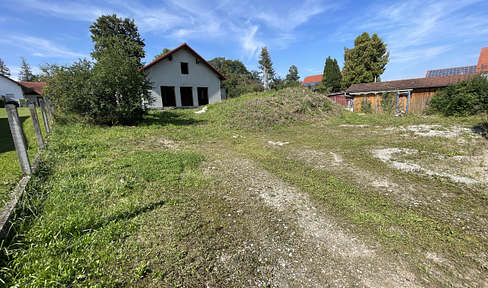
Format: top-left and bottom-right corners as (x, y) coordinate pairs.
(18, 57), (34, 81)
(258, 46), (275, 89)
(0, 58), (10, 77)
(341, 32), (389, 90)
(285, 65), (300, 86)
(320, 57), (342, 93)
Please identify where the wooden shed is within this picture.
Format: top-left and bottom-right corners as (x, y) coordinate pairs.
(344, 74), (475, 114)
(325, 91), (354, 110)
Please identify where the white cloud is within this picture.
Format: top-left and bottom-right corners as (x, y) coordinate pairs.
(9, 35), (86, 58)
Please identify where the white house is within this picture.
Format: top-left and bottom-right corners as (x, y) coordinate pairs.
(0, 74), (24, 103)
(0, 74), (47, 106)
(141, 43), (226, 109)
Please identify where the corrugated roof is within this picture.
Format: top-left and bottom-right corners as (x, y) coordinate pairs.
(141, 43), (226, 80)
(345, 74), (475, 94)
(301, 74), (322, 86)
(18, 81), (46, 95)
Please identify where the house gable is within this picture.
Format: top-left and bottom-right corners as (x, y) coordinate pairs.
(143, 43), (225, 108)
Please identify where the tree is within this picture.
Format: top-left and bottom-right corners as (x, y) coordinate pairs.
(45, 15), (153, 125)
(285, 65), (300, 87)
(153, 48), (171, 60)
(320, 57), (342, 93)
(341, 32), (389, 90)
(258, 46), (275, 89)
(0, 58), (10, 77)
(89, 14), (145, 63)
(18, 57), (34, 81)
(209, 57), (262, 98)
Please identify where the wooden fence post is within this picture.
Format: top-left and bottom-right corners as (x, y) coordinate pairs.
(28, 103), (44, 150)
(38, 98), (50, 134)
(44, 98), (53, 124)
(6, 104), (32, 175)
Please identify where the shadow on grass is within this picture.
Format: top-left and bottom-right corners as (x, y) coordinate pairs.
(471, 122), (488, 140)
(143, 109), (205, 127)
(0, 116), (30, 154)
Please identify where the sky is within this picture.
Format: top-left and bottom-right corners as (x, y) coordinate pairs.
(1, 0), (487, 82)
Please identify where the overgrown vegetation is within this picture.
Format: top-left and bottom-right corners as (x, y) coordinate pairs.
(380, 91), (395, 114)
(204, 88), (340, 130)
(428, 74), (488, 116)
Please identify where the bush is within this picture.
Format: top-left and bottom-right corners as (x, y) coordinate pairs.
(428, 74), (488, 116)
(380, 91), (395, 114)
(45, 39), (154, 125)
(0, 98), (4, 108)
(360, 98), (373, 113)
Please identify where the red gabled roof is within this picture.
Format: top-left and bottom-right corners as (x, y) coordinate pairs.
(0, 74), (45, 95)
(301, 74), (322, 86)
(18, 81), (46, 95)
(345, 74), (475, 94)
(141, 43), (226, 80)
(477, 47), (488, 72)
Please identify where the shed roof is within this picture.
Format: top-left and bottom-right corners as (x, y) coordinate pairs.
(345, 74), (475, 94)
(141, 43), (226, 80)
(18, 81), (46, 95)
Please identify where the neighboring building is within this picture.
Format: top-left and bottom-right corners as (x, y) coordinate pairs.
(0, 74), (24, 103)
(426, 46), (488, 77)
(325, 91), (353, 111)
(345, 74), (474, 113)
(477, 47), (488, 72)
(141, 43), (226, 109)
(18, 81), (47, 105)
(300, 74), (322, 88)
(0, 74), (48, 106)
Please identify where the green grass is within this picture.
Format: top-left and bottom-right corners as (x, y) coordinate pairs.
(0, 107), (48, 206)
(0, 89), (487, 287)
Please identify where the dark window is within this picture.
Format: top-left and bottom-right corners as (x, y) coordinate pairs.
(180, 87), (193, 106)
(161, 86), (176, 106)
(181, 62), (189, 74)
(197, 87), (208, 105)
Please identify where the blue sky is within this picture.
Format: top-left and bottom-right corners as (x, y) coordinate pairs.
(1, 0), (487, 82)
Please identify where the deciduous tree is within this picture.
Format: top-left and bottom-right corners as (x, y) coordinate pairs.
(342, 32), (389, 90)
(153, 48), (171, 60)
(89, 14), (145, 63)
(320, 57), (342, 93)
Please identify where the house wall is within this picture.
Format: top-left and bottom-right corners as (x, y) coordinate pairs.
(0, 76), (23, 102)
(145, 48), (222, 108)
(352, 88), (441, 113)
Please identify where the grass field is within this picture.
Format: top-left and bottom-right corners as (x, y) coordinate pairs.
(0, 89), (486, 287)
(0, 107), (48, 206)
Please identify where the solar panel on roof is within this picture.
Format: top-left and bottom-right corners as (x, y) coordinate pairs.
(426, 65), (478, 77)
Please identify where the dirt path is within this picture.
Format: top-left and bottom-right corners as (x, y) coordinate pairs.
(201, 145), (421, 287)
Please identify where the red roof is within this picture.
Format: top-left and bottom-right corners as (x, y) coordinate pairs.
(345, 74), (475, 93)
(141, 43), (226, 80)
(18, 81), (46, 95)
(301, 74), (322, 86)
(477, 47), (488, 72)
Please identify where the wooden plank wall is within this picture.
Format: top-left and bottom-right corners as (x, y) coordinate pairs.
(353, 88), (441, 113)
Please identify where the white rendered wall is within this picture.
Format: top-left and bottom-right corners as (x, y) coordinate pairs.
(145, 48), (222, 108)
(0, 77), (23, 101)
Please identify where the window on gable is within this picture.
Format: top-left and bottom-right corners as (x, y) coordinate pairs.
(181, 62), (189, 74)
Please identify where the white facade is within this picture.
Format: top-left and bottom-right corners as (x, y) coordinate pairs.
(0, 75), (23, 103)
(144, 46), (223, 109)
